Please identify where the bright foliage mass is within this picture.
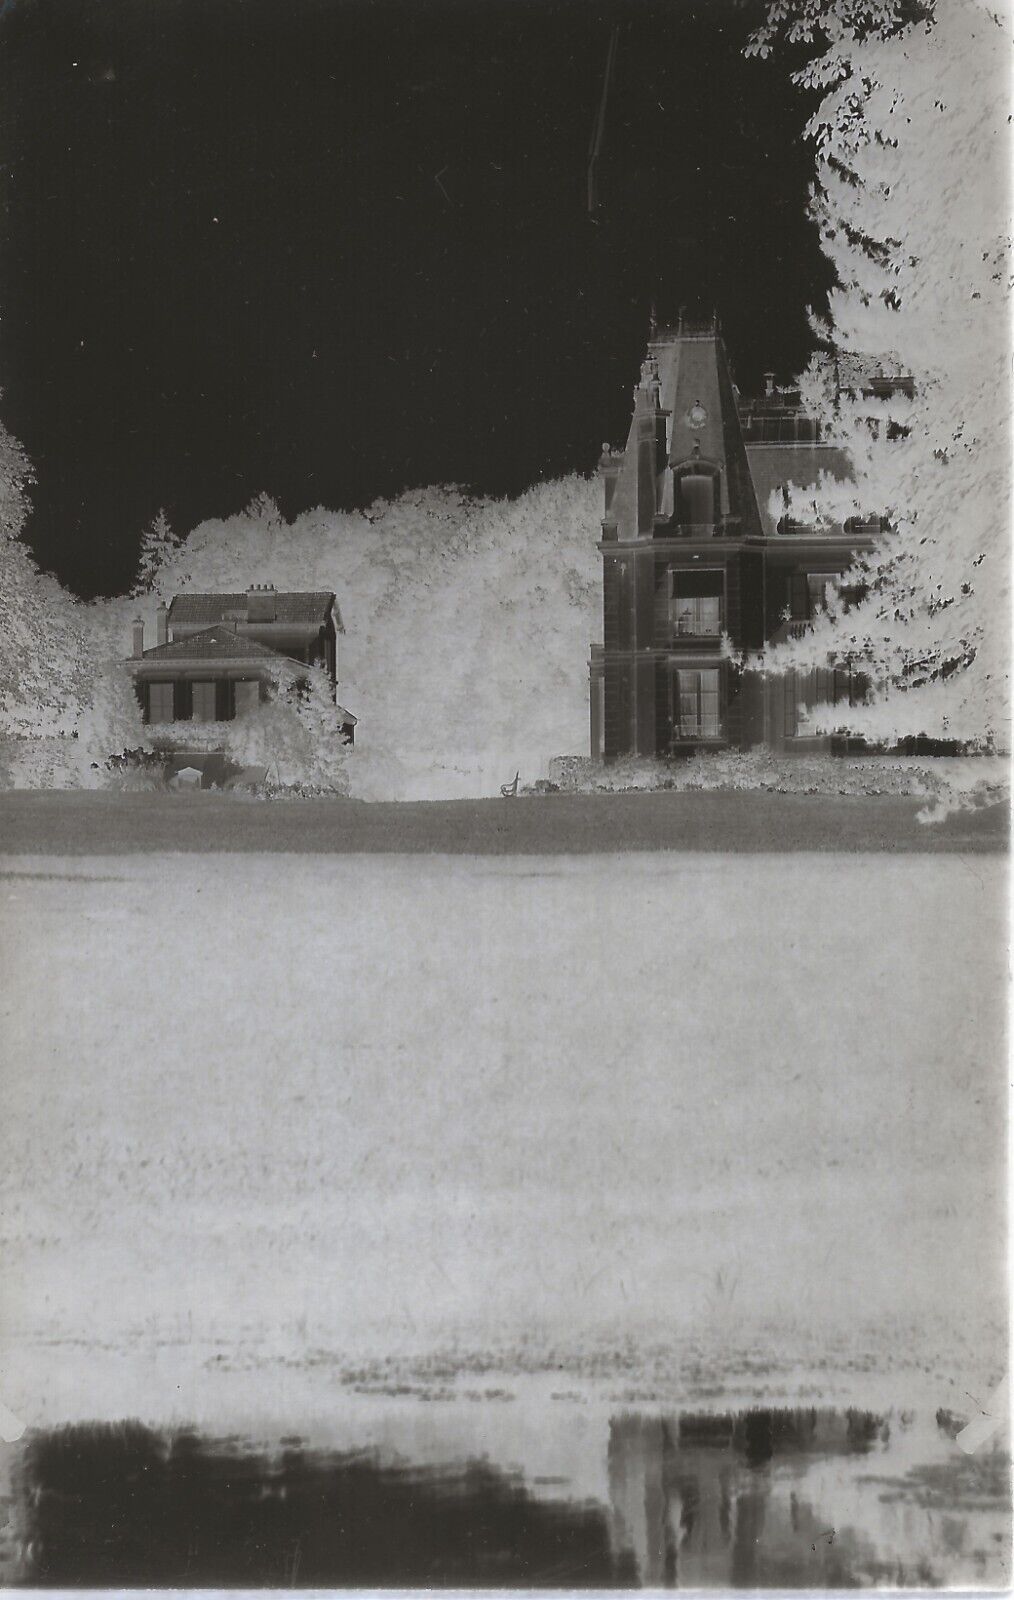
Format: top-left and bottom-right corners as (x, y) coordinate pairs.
(751, 0), (1010, 747)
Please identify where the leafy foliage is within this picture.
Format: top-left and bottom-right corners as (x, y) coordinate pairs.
(116, 478), (600, 798)
(753, 0), (1010, 746)
(0, 412), (109, 743)
(131, 508), (181, 598)
(224, 662), (352, 793)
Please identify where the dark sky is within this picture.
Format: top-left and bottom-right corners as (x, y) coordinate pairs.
(0, 0), (832, 598)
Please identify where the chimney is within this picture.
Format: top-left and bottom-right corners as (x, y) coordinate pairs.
(132, 619), (144, 658)
(246, 582), (277, 622)
(156, 601), (168, 646)
(764, 371), (776, 398)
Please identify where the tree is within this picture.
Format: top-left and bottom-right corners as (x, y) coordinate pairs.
(131, 507), (181, 597)
(0, 410), (95, 740)
(750, 0), (1010, 747)
(74, 659), (150, 775)
(0, 401), (152, 773)
(225, 661), (352, 792)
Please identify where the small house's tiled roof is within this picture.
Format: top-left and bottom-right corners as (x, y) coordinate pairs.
(140, 626), (284, 662)
(167, 591), (336, 626)
(745, 443), (854, 537)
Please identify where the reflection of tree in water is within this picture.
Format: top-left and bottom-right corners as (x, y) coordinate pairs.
(17, 1422), (637, 1589)
(604, 1408), (960, 1588)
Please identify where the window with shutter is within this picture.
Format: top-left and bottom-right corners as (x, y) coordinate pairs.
(191, 681), (217, 722)
(148, 682), (175, 724)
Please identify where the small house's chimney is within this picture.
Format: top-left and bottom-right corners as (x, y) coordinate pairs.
(132, 619), (144, 658)
(764, 371), (776, 398)
(246, 582), (277, 622)
(156, 601), (168, 646)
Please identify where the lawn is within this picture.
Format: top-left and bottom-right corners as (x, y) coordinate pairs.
(0, 843), (1007, 1431)
(0, 785), (1008, 855)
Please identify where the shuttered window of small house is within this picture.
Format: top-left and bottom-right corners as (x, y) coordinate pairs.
(148, 682), (174, 724)
(191, 681), (217, 722)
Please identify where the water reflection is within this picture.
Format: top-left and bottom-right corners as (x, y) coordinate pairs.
(606, 1410), (1008, 1588)
(4, 1406), (1009, 1588)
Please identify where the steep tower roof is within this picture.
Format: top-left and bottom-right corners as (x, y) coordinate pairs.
(601, 314), (764, 542)
(650, 316), (764, 537)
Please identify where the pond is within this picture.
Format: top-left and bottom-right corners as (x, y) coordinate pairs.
(3, 1402), (1008, 1589)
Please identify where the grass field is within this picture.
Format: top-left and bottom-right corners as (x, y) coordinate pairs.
(1, 839), (1007, 1432)
(0, 785), (1008, 855)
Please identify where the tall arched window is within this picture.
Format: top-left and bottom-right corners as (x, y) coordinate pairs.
(676, 472), (716, 530)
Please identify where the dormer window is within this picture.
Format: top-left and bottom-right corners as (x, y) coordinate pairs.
(676, 472), (716, 530)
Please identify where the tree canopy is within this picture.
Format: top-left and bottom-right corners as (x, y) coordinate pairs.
(753, 0), (1010, 747)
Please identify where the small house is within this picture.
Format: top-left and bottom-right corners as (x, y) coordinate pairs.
(127, 585), (356, 781)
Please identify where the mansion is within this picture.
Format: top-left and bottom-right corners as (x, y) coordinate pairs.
(589, 315), (890, 759)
